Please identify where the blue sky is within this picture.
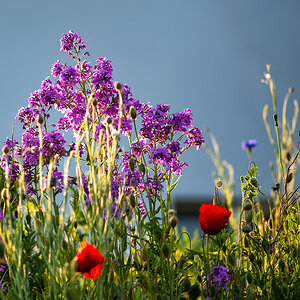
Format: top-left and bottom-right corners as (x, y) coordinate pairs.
(0, 0), (299, 198)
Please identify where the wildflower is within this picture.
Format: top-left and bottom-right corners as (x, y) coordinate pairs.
(74, 241), (105, 279)
(206, 265), (231, 292)
(199, 204), (231, 234)
(241, 139), (257, 152)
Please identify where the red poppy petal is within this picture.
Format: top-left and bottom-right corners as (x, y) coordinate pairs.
(90, 264), (102, 279)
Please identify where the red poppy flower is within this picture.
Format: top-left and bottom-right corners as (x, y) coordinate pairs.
(74, 241), (105, 279)
(199, 203), (231, 234)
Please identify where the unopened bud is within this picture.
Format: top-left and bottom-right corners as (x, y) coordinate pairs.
(2, 145), (9, 155)
(168, 216), (178, 228)
(114, 82), (122, 91)
(129, 194), (136, 208)
(129, 157), (135, 173)
(106, 117), (112, 125)
(129, 106), (137, 120)
(62, 240), (68, 251)
(161, 243), (170, 258)
(242, 225), (252, 234)
(246, 211), (253, 224)
(216, 178), (223, 188)
(288, 87), (294, 94)
(138, 163), (145, 175)
(285, 151), (291, 162)
(243, 200), (252, 211)
(36, 114), (44, 125)
(285, 172), (293, 184)
(168, 209), (175, 215)
(273, 114), (278, 126)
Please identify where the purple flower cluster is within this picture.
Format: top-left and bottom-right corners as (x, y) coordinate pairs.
(0, 31), (205, 221)
(206, 265), (231, 293)
(241, 139), (257, 152)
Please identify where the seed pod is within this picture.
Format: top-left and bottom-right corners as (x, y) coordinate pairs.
(243, 200), (252, 211)
(129, 157), (135, 173)
(246, 272), (253, 284)
(242, 225), (252, 234)
(129, 194), (136, 208)
(138, 163), (145, 175)
(2, 145), (9, 155)
(129, 106), (137, 120)
(168, 216), (178, 228)
(285, 173), (293, 184)
(161, 243), (170, 258)
(36, 114), (44, 125)
(285, 151), (291, 162)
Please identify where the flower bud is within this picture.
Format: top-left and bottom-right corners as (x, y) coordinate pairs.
(106, 117), (112, 125)
(242, 225), (252, 234)
(73, 221), (78, 229)
(285, 151), (291, 162)
(2, 145), (9, 155)
(288, 87), (294, 94)
(114, 82), (122, 91)
(1, 188), (8, 200)
(129, 157), (135, 173)
(273, 114), (278, 126)
(62, 239), (68, 251)
(285, 172), (293, 184)
(246, 211), (253, 224)
(161, 243), (170, 258)
(129, 106), (137, 120)
(36, 114), (44, 125)
(246, 272), (253, 285)
(243, 200), (252, 211)
(250, 177), (258, 188)
(168, 209), (175, 215)
(168, 216), (178, 228)
(216, 178), (223, 188)
(138, 163), (145, 175)
(129, 194), (136, 208)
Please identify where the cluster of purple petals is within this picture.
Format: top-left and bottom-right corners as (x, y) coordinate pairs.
(241, 139), (257, 152)
(206, 265), (231, 293)
(103, 202), (122, 220)
(60, 31), (89, 56)
(0, 210), (3, 222)
(138, 200), (146, 218)
(81, 174), (90, 206)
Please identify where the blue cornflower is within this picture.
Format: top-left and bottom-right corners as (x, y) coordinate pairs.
(241, 139), (257, 152)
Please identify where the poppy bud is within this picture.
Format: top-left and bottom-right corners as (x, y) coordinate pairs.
(273, 114), (278, 126)
(246, 272), (253, 284)
(161, 243), (170, 258)
(199, 204), (231, 235)
(36, 114), (44, 125)
(1, 188), (8, 200)
(2, 145), (9, 155)
(129, 194), (136, 208)
(216, 178), (223, 188)
(243, 200), (252, 211)
(246, 211), (253, 224)
(288, 87), (294, 94)
(285, 172), (293, 184)
(129, 157), (135, 173)
(138, 163), (145, 175)
(285, 151), (291, 162)
(242, 225), (252, 233)
(129, 106), (137, 120)
(62, 240), (68, 251)
(168, 216), (178, 228)
(114, 82), (122, 91)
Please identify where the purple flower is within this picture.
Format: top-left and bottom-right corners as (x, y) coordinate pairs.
(184, 126), (205, 150)
(138, 200), (146, 218)
(206, 265), (231, 293)
(0, 210), (3, 222)
(242, 139), (257, 152)
(103, 202), (122, 220)
(60, 31), (88, 56)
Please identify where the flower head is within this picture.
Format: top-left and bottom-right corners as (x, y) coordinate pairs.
(74, 241), (105, 279)
(199, 204), (231, 234)
(206, 265), (231, 292)
(241, 139), (257, 152)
